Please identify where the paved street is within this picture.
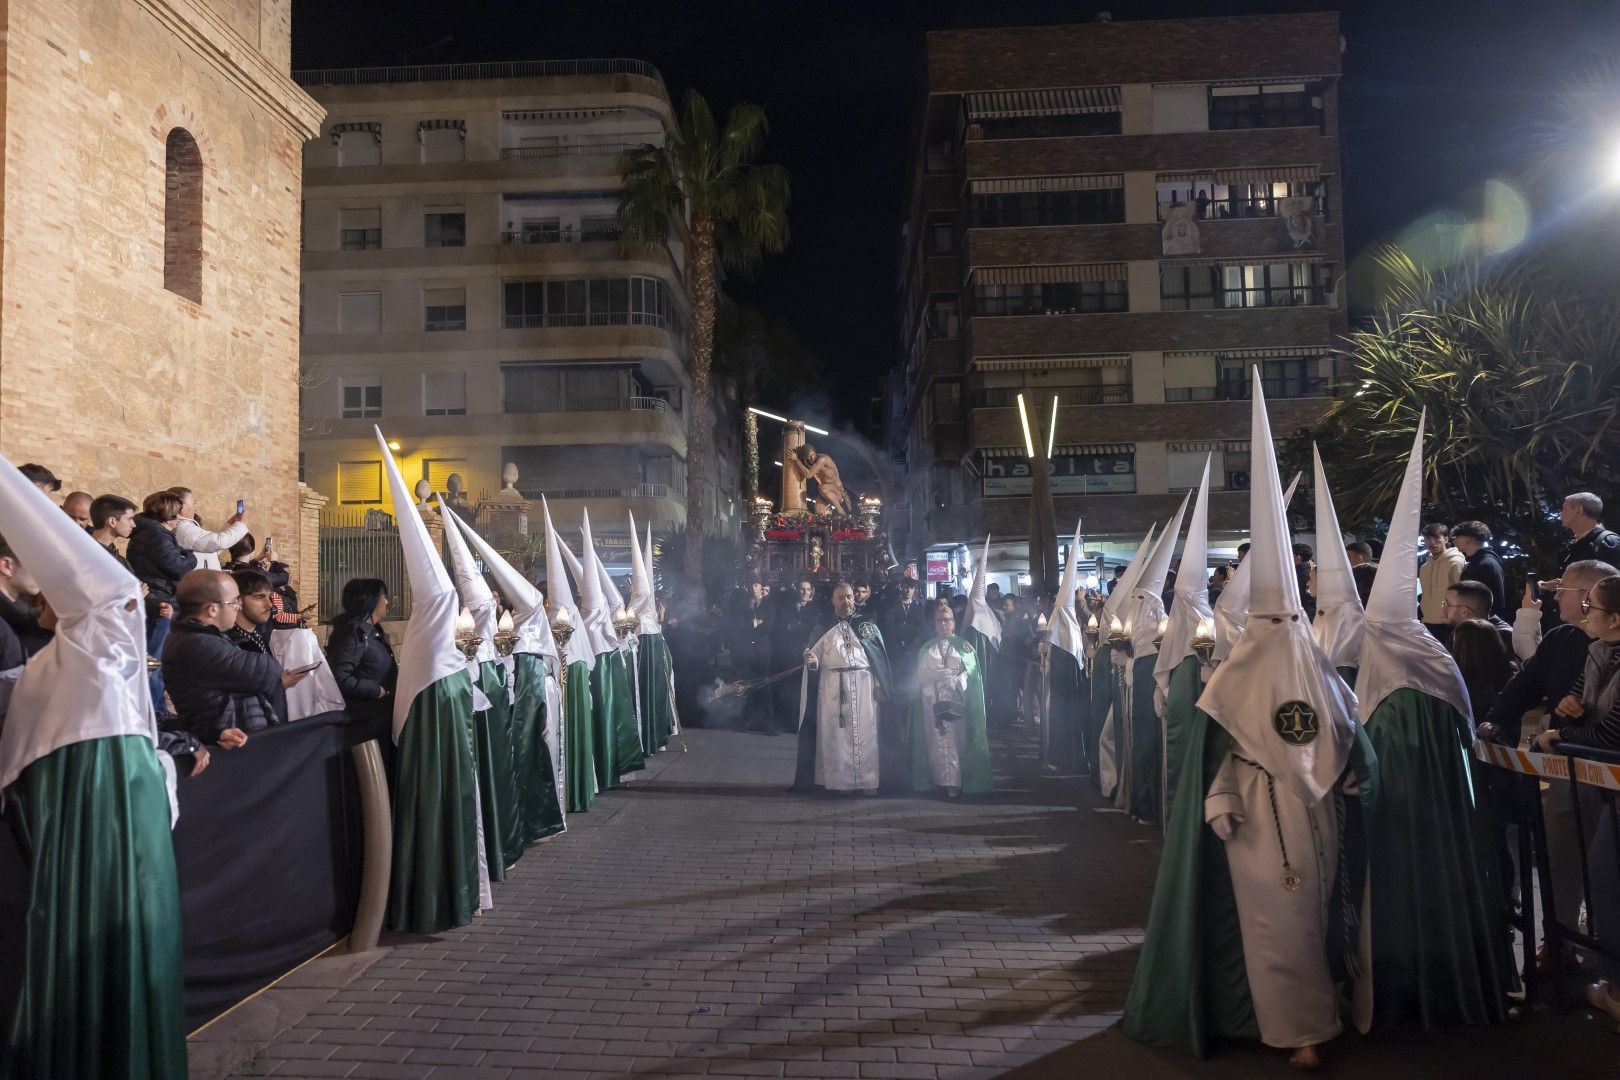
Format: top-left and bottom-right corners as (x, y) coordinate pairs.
(200, 724), (1617, 1080)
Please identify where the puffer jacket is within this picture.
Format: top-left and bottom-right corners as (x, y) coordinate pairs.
(126, 516), (197, 601)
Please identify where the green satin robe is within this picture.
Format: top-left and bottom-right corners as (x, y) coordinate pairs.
(1, 735), (186, 1080)
(637, 633), (679, 754)
(386, 670), (482, 934)
(908, 635), (994, 795)
(473, 659), (517, 880)
(511, 652), (565, 844)
(563, 659), (595, 813)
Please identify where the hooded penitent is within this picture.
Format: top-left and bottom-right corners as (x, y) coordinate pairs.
(376, 428), (487, 933)
(1117, 493), (1190, 822)
(1156, 455), (1214, 693)
(1043, 520), (1088, 774)
(0, 450), (189, 1080)
(1196, 392), (1357, 807)
(448, 509), (566, 841)
(577, 508), (644, 783)
(1086, 522), (1155, 786)
(542, 496), (597, 813)
(1127, 491), (1191, 658)
(1211, 472), (1301, 663)
(1049, 520), (1086, 662)
(1101, 523), (1159, 635)
(627, 511), (659, 636)
(1310, 445), (1365, 676)
(629, 513), (679, 752)
(965, 535), (1001, 647)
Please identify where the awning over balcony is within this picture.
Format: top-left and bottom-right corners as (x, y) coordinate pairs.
(964, 85), (1121, 119)
(969, 173), (1123, 195)
(1164, 347), (1331, 359)
(979, 442), (1133, 459)
(1158, 165), (1322, 185)
(975, 355), (1129, 372)
(971, 262), (1127, 285)
(1168, 441), (1225, 453)
(417, 118), (466, 141)
(329, 121), (380, 144)
(502, 107), (626, 122)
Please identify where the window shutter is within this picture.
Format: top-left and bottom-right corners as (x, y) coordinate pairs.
(340, 208), (380, 231)
(424, 287), (465, 308)
(339, 292), (381, 333)
(339, 461), (382, 504)
(424, 371), (466, 414)
(423, 458), (467, 493)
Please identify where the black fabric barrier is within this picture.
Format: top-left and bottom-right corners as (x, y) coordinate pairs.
(0, 712), (372, 1036)
(173, 712), (366, 1030)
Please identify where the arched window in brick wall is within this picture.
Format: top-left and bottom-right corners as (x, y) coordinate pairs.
(163, 128), (203, 303)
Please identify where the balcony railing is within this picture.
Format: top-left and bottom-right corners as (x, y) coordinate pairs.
(1165, 377), (1333, 402)
(502, 311), (670, 330)
(503, 394), (671, 416)
(971, 386), (1131, 408)
(502, 224), (624, 245)
(522, 482), (679, 501)
(499, 143), (633, 160)
(294, 59), (663, 86)
(1156, 193), (1325, 222)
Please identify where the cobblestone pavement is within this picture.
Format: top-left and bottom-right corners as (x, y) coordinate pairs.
(209, 724), (1617, 1080)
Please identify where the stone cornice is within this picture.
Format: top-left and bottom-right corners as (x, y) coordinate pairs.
(134, 0), (325, 139)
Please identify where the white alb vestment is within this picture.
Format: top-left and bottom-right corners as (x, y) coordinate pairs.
(918, 640), (969, 789)
(1206, 748), (1342, 1048)
(804, 621), (879, 791)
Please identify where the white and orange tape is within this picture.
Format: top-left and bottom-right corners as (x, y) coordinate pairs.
(1473, 740), (1620, 792)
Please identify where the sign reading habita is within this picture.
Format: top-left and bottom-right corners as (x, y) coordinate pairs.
(981, 451), (1135, 496)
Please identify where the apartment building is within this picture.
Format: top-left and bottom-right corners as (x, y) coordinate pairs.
(889, 13), (1347, 588)
(296, 59), (738, 557)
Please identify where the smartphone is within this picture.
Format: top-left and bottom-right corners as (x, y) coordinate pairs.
(1526, 573), (1540, 601)
(285, 660), (324, 676)
(236, 499), (245, 515)
(262, 535), (274, 548)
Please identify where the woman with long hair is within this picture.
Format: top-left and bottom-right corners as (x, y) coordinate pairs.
(323, 578), (397, 733)
(1449, 617), (1516, 725)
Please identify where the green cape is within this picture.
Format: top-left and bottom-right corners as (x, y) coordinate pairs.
(637, 633), (678, 754)
(2, 735), (186, 1080)
(1086, 651), (1113, 783)
(511, 652), (565, 844)
(1162, 655), (1201, 821)
(1123, 708), (1378, 1057)
(473, 659), (517, 880)
(385, 668), (482, 934)
(562, 659), (595, 813)
(908, 635), (993, 795)
(1127, 654), (1163, 823)
(1360, 687), (1512, 1031)
(1044, 646), (1086, 774)
(792, 616), (892, 791)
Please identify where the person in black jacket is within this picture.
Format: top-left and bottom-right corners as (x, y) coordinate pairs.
(323, 577), (397, 730)
(771, 578), (821, 734)
(162, 570), (303, 746)
(126, 490), (197, 604)
(0, 535), (51, 657)
(1451, 520), (1509, 619)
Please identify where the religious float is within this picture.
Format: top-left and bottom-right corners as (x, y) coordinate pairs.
(744, 419), (888, 586)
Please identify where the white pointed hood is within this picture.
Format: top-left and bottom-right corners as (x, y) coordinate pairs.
(1310, 445), (1365, 672)
(1197, 382), (1358, 807)
(590, 526), (629, 646)
(1211, 471), (1301, 662)
(437, 496), (498, 664)
(574, 509), (618, 658)
(627, 512), (659, 635)
(376, 429), (466, 737)
(1050, 520), (1086, 660)
(0, 454), (154, 794)
(645, 523), (664, 636)
(542, 498), (593, 670)
(1156, 456), (1215, 688)
(966, 535), (1001, 645)
(447, 509), (557, 664)
(1101, 523), (1158, 633)
(1356, 413), (1471, 723)
(1126, 492), (1191, 656)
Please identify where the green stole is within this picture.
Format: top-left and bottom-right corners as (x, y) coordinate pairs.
(637, 632), (678, 753)
(473, 659), (517, 880)
(511, 652), (565, 843)
(907, 635), (994, 795)
(1361, 687), (1512, 1031)
(2, 735), (186, 1080)
(1044, 646), (1086, 775)
(1162, 655), (1202, 820)
(563, 659), (595, 813)
(1086, 651), (1113, 782)
(1127, 654), (1163, 823)
(962, 627), (999, 720)
(386, 669), (481, 934)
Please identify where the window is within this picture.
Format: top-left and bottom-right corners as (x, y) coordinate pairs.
(580, 216), (622, 243)
(927, 219), (956, 255)
(340, 208), (381, 251)
(1160, 262), (1328, 310)
(970, 187), (1125, 228)
(424, 211), (465, 248)
(973, 279), (1127, 316)
(930, 463), (957, 510)
(423, 287), (466, 331)
(163, 128), (203, 303)
(977, 112), (1121, 139)
(339, 291), (381, 333)
(341, 380), (382, 419)
(1167, 449), (1228, 491)
(924, 141), (954, 173)
(1209, 82), (1326, 131)
(927, 296), (960, 338)
(338, 461), (383, 505)
(502, 276), (670, 329)
(334, 124), (382, 167)
(1216, 356), (1323, 400)
(1155, 178), (1325, 221)
(423, 371), (466, 415)
(422, 458), (467, 493)
(418, 121), (465, 164)
(508, 217), (561, 244)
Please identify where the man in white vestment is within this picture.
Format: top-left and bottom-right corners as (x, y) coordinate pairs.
(797, 582), (891, 793)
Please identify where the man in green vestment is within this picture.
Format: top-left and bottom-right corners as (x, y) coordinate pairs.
(0, 454), (190, 1080)
(909, 602), (992, 795)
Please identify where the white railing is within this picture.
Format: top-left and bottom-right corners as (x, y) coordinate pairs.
(500, 143), (632, 160)
(294, 59), (663, 86)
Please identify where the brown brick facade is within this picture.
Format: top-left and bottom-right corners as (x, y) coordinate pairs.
(969, 397), (1331, 451)
(966, 307), (1345, 357)
(964, 127), (1336, 179)
(965, 216), (1342, 268)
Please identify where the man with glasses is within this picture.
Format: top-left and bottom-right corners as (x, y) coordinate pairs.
(1442, 580), (1513, 650)
(161, 569), (307, 746)
(227, 567), (298, 725)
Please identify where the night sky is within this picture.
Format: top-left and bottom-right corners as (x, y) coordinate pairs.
(292, 0), (1620, 430)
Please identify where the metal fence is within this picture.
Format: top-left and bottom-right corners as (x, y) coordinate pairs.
(317, 507), (411, 624)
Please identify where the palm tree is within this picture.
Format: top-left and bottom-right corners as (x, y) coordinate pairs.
(1304, 246), (1620, 566)
(714, 304), (814, 502)
(618, 90), (790, 593)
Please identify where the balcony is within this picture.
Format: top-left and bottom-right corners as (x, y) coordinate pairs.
(1165, 377), (1335, 402)
(499, 142), (634, 161)
(502, 311), (672, 331)
(1156, 193), (1325, 222)
(504, 393), (671, 416)
(503, 223), (624, 245)
(970, 385), (1130, 409)
(295, 58), (663, 85)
